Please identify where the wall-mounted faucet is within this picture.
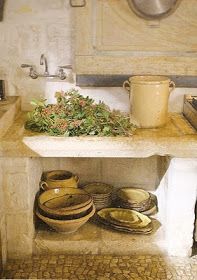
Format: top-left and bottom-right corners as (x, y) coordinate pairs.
(40, 54), (49, 76)
(21, 54), (72, 80)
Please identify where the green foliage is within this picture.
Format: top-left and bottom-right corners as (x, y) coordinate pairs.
(25, 89), (136, 137)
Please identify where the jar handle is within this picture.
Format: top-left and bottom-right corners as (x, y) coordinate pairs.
(123, 80), (130, 94)
(169, 81), (175, 93)
(39, 180), (48, 191)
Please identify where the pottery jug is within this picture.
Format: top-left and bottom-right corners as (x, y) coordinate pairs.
(123, 75), (175, 128)
(40, 170), (79, 190)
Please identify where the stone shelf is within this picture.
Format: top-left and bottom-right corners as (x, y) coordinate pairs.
(34, 218), (165, 256)
(0, 112), (196, 158)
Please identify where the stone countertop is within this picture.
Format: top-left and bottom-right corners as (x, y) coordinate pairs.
(0, 111), (196, 158)
(0, 96), (21, 138)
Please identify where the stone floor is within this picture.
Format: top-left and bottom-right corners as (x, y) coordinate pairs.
(1, 254), (197, 280)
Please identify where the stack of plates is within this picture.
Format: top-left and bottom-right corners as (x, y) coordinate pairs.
(36, 187), (95, 234)
(97, 208), (153, 234)
(116, 188), (157, 215)
(83, 183), (113, 210)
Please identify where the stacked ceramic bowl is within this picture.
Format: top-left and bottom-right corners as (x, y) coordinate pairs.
(116, 188), (157, 216)
(83, 183), (113, 210)
(36, 187), (95, 234)
(97, 208), (153, 234)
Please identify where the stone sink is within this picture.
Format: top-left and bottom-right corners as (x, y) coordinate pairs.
(0, 92), (196, 159)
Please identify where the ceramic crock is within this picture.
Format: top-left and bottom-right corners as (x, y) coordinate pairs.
(39, 170), (79, 190)
(123, 75), (175, 128)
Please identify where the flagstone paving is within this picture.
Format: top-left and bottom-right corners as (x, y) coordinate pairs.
(1, 254), (197, 280)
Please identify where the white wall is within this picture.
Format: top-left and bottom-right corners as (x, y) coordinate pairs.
(0, 0), (73, 110)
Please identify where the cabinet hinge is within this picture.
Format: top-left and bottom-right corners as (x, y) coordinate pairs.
(69, 0), (86, 7)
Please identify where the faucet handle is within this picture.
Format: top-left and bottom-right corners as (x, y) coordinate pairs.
(57, 65), (72, 80)
(21, 64), (34, 68)
(21, 64), (38, 79)
(58, 65), (72, 70)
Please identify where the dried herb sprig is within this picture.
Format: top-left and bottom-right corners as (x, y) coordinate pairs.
(25, 89), (136, 136)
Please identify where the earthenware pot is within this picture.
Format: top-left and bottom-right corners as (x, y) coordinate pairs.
(123, 75), (175, 128)
(40, 170), (79, 190)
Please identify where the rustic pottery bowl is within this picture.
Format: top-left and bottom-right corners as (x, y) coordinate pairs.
(38, 187), (93, 216)
(36, 205), (95, 234)
(40, 170), (79, 190)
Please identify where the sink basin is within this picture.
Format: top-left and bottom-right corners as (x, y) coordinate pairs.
(0, 96), (21, 138)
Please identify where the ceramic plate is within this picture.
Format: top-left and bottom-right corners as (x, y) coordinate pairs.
(109, 209), (140, 224)
(84, 182), (113, 195)
(117, 188), (150, 204)
(97, 216), (152, 234)
(97, 208), (152, 229)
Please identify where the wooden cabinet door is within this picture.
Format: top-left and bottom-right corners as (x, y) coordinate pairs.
(74, 0), (197, 76)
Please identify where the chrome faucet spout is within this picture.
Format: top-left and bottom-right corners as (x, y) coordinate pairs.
(40, 54), (49, 75)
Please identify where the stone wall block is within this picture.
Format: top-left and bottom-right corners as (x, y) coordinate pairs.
(101, 157), (158, 190)
(6, 212), (35, 259)
(41, 158), (60, 173)
(6, 213), (34, 238)
(59, 158), (102, 185)
(4, 173), (29, 211)
(0, 215), (7, 268)
(3, 158), (28, 173)
(7, 234), (33, 259)
(0, 160), (3, 209)
(27, 158), (43, 211)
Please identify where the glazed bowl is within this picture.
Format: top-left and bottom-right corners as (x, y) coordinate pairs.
(38, 187), (93, 217)
(36, 204), (95, 234)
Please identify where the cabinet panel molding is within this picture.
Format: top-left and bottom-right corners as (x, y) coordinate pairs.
(74, 0), (197, 76)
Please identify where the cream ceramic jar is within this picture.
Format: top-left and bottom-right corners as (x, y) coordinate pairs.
(123, 75), (175, 128)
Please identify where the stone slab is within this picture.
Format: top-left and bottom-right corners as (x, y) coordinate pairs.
(0, 112), (196, 158)
(34, 219), (166, 256)
(0, 96), (21, 138)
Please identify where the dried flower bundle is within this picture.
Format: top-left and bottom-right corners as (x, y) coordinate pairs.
(25, 89), (136, 137)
